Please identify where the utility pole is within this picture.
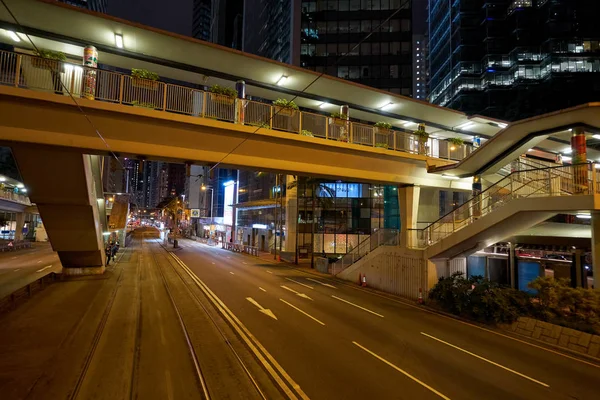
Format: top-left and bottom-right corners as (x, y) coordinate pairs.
(274, 174), (278, 260)
(279, 174), (283, 258)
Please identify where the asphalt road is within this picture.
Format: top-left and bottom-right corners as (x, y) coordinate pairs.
(173, 239), (600, 400)
(0, 242), (61, 298)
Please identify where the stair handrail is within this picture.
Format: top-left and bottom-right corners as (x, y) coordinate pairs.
(408, 163), (595, 249)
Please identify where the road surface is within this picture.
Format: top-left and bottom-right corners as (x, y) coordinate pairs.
(172, 239), (600, 400)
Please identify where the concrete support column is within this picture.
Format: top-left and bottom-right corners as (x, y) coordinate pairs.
(509, 242), (517, 289)
(571, 248), (584, 288)
(571, 127), (588, 193)
(285, 175), (298, 257)
(398, 185), (420, 248)
(591, 213), (600, 291)
(14, 212), (25, 241)
(10, 145), (106, 275)
(472, 175), (482, 219)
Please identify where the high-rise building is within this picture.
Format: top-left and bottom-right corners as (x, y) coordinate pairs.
(429, 0), (600, 121)
(242, 0), (300, 64)
(58, 0), (108, 13)
(412, 33), (428, 100)
(107, 0), (193, 37)
(300, 0), (413, 95)
(412, 0), (428, 100)
(193, 0), (213, 41)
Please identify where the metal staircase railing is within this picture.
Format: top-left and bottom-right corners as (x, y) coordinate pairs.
(330, 228), (399, 275)
(408, 163), (600, 249)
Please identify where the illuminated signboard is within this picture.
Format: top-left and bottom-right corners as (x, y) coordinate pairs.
(223, 181), (234, 226)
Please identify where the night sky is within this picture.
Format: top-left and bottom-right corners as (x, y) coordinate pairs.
(108, 0), (193, 36)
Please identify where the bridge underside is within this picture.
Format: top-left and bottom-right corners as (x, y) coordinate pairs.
(10, 144), (106, 274)
(0, 86), (467, 188)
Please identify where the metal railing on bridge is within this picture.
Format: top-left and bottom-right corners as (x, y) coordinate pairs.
(0, 49), (474, 162)
(330, 228), (399, 275)
(408, 163), (600, 249)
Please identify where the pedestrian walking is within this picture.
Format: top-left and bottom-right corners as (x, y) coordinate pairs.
(105, 244), (112, 266)
(111, 242), (118, 262)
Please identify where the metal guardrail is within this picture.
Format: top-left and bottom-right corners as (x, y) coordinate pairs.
(0, 49), (474, 162)
(223, 242), (259, 256)
(0, 272), (59, 313)
(407, 163), (599, 249)
(0, 190), (31, 205)
(330, 228), (399, 275)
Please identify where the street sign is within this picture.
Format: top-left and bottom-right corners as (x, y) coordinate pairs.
(190, 209), (200, 218)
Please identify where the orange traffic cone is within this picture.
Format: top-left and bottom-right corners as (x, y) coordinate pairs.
(358, 273), (362, 286)
(361, 274), (367, 287)
(417, 288), (423, 304)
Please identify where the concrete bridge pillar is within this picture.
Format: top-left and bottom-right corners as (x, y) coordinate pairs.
(398, 185), (420, 248)
(10, 145), (106, 274)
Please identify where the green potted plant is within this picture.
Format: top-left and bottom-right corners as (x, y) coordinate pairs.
(374, 121), (393, 135)
(32, 49), (66, 70)
(132, 100), (155, 109)
(209, 84), (237, 105)
(447, 137), (464, 151)
(131, 68), (159, 90)
(375, 142), (389, 149)
(415, 123), (429, 155)
(329, 112), (348, 127)
(300, 129), (314, 137)
(273, 98), (299, 117)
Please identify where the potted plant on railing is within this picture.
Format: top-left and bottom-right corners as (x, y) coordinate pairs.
(447, 137), (464, 151)
(374, 121), (392, 135)
(329, 112), (348, 127)
(132, 100), (155, 109)
(415, 123), (429, 155)
(131, 68), (159, 90)
(273, 98), (299, 117)
(209, 84), (237, 105)
(300, 129), (314, 137)
(375, 142), (389, 149)
(32, 49), (67, 70)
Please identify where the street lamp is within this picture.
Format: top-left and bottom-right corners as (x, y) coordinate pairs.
(201, 185), (214, 226)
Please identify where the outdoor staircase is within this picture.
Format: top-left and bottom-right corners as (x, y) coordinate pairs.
(408, 163), (600, 257)
(329, 228), (399, 275)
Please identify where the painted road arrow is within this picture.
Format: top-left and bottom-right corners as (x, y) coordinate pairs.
(280, 285), (313, 301)
(246, 297), (278, 320)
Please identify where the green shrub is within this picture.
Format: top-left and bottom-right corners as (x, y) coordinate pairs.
(375, 121), (392, 129)
(131, 100), (155, 109)
(375, 143), (389, 149)
(209, 84), (237, 98)
(273, 98), (299, 110)
(528, 277), (600, 334)
(429, 272), (529, 324)
(131, 68), (159, 81)
(330, 112), (348, 119)
(448, 137), (464, 146)
(36, 49), (66, 61)
(300, 129), (314, 137)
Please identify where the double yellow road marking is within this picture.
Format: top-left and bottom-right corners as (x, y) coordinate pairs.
(169, 253), (309, 400)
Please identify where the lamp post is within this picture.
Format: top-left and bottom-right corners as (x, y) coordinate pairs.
(201, 185), (214, 235)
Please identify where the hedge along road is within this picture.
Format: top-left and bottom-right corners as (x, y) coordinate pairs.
(173, 239), (600, 400)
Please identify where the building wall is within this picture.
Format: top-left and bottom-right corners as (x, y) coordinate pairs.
(300, 0), (413, 95)
(243, 0), (299, 64)
(107, 0), (193, 37)
(429, 0), (600, 121)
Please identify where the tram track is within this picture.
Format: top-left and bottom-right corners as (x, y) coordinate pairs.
(149, 237), (268, 400)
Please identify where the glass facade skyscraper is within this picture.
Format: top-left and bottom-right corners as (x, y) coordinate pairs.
(243, 0), (299, 64)
(300, 0), (413, 95)
(429, 0), (600, 121)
